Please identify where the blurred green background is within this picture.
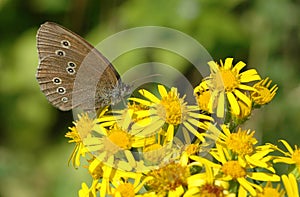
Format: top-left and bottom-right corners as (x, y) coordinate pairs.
(0, 0), (300, 196)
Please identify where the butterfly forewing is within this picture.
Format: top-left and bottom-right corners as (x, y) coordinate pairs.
(36, 22), (120, 111)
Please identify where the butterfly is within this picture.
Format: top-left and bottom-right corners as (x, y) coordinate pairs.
(36, 22), (131, 111)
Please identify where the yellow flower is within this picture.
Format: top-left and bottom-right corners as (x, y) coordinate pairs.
(256, 182), (285, 197)
(221, 126), (257, 156)
(65, 113), (97, 167)
(108, 172), (147, 197)
(272, 140), (300, 172)
(251, 77), (278, 105)
(83, 109), (156, 172)
(209, 143), (280, 196)
(202, 58), (261, 117)
(78, 179), (100, 197)
(130, 85), (213, 142)
(86, 157), (149, 197)
(146, 162), (189, 196)
(185, 163), (235, 197)
(206, 124), (275, 172)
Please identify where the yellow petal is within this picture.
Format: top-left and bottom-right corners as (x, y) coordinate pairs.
(158, 84), (168, 97)
(288, 173), (299, 197)
(183, 122), (205, 141)
(240, 69), (261, 81)
(281, 174), (299, 197)
(233, 61), (246, 73)
(129, 97), (153, 106)
(279, 139), (294, 155)
(138, 89), (160, 103)
(166, 124), (174, 142)
(273, 157), (295, 164)
(217, 92), (225, 117)
(248, 172), (280, 181)
(188, 111), (214, 121)
(233, 89), (251, 107)
(238, 84), (257, 91)
(123, 109), (133, 129)
(237, 177), (256, 196)
(224, 58), (233, 70)
(227, 92), (240, 115)
(135, 119), (164, 136)
(208, 61), (219, 72)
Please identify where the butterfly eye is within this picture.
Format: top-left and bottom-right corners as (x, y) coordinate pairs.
(55, 50), (65, 56)
(68, 62), (76, 68)
(52, 77), (62, 84)
(61, 97), (68, 103)
(57, 87), (66, 94)
(66, 67), (75, 75)
(61, 40), (71, 48)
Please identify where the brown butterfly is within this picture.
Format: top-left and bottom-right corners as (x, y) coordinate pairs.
(36, 22), (131, 111)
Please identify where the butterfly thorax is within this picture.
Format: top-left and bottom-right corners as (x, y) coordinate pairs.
(98, 81), (132, 107)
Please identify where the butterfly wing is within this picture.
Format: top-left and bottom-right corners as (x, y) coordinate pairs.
(36, 22), (120, 111)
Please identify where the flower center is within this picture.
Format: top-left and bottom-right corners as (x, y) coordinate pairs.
(195, 90), (211, 112)
(156, 88), (186, 125)
(114, 183), (135, 197)
(257, 182), (284, 197)
(200, 183), (224, 197)
(225, 129), (257, 156)
(147, 162), (189, 192)
(185, 144), (199, 155)
(75, 113), (95, 139)
(219, 69), (239, 92)
(257, 188), (282, 197)
(103, 125), (132, 154)
(222, 161), (246, 179)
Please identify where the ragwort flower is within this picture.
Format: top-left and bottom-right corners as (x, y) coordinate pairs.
(145, 162), (189, 196)
(209, 143), (280, 196)
(199, 58), (261, 117)
(272, 140), (300, 173)
(130, 85), (213, 142)
(65, 113), (97, 167)
(83, 109), (156, 172)
(251, 77), (278, 106)
(185, 163), (235, 197)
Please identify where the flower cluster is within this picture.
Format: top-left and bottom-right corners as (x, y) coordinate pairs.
(65, 58), (299, 196)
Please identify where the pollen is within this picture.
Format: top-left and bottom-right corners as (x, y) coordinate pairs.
(257, 182), (284, 197)
(105, 125), (132, 153)
(222, 161), (246, 179)
(185, 144), (199, 155)
(195, 88), (212, 112)
(156, 88), (186, 125)
(115, 183), (135, 197)
(225, 128), (257, 156)
(147, 162), (189, 192)
(215, 69), (239, 92)
(67, 113), (95, 141)
(200, 183), (225, 197)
